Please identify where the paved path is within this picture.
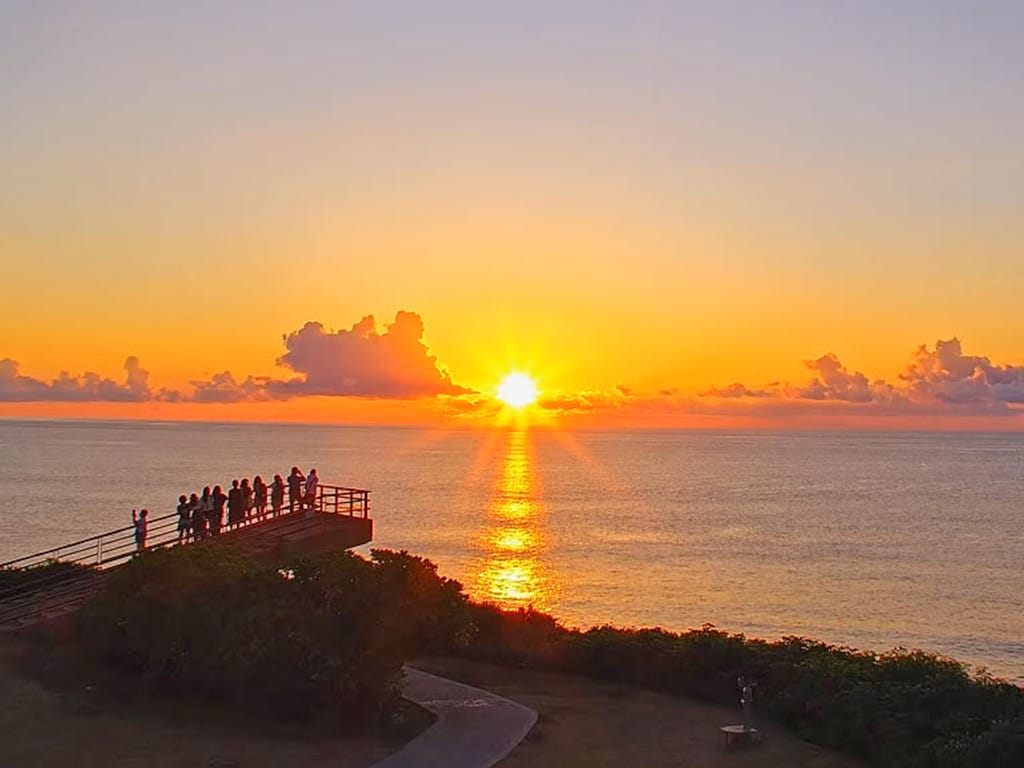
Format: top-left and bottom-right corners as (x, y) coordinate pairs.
(372, 666), (537, 768)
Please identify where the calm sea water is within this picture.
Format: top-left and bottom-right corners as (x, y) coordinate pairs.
(1, 419), (1021, 682)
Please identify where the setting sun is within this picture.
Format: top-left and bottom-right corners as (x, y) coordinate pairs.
(496, 373), (539, 408)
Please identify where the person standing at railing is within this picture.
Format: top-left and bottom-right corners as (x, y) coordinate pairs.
(270, 474), (285, 517)
(253, 475), (268, 521)
(211, 484), (227, 534)
(132, 509), (148, 551)
(189, 492), (207, 540)
(227, 480), (243, 526)
(176, 495), (191, 544)
(199, 486), (214, 538)
(304, 468), (319, 513)
(240, 478), (253, 521)
(287, 467), (305, 513)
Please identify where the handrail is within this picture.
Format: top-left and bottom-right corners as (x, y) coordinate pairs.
(0, 516), (172, 570)
(0, 482), (370, 576)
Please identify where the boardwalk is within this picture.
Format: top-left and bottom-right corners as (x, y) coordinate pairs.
(0, 483), (373, 630)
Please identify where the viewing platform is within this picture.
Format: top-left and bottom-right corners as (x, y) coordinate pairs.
(0, 483), (373, 631)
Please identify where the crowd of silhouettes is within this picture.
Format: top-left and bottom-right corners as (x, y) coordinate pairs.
(164, 467), (320, 545)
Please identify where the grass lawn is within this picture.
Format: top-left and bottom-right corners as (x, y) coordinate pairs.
(415, 656), (865, 768)
(0, 635), (431, 768)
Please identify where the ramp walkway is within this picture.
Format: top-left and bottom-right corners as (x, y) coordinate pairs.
(0, 484), (372, 630)
(374, 667), (537, 768)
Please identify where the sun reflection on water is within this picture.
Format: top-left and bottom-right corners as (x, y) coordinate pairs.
(470, 430), (555, 611)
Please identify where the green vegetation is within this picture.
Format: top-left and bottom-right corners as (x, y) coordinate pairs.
(74, 546), (1024, 765)
(77, 546), (467, 727)
(450, 605), (1024, 767)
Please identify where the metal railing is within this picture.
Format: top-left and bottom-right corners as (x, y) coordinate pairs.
(315, 484), (370, 518)
(0, 483), (371, 612)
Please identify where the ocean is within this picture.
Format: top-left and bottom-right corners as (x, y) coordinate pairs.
(1, 419), (1021, 682)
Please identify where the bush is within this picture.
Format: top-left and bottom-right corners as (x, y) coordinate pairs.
(368, 549), (474, 653)
(78, 547), (431, 726)
(440, 606), (1024, 767)
(463, 602), (568, 666)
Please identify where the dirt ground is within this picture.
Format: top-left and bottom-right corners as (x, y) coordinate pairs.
(0, 635), (430, 768)
(415, 656), (865, 768)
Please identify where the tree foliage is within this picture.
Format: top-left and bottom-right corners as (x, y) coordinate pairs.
(77, 546), (469, 726)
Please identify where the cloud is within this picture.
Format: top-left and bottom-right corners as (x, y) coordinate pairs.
(701, 338), (1024, 415)
(537, 390), (632, 414)
(2, 311), (468, 405)
(900, 338), (1024, 405)
(190, 372), (272, 404)
(5, 333), (1021, 425)
(434, 393), (494, 416)
(701, 382), (776, 399)
(266, 312), (471, 399)
(791, 354), (891, 403)
(0, 356), (178, 402)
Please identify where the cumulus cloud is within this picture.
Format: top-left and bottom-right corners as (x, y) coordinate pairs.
(900, 338), (1024, 405)
(791, 354), (891, 403)
(2, 311), (467, 405)
(265, 312), (471, 399)
(0, 356), (177, 402)
(701, 338), (1024, 414)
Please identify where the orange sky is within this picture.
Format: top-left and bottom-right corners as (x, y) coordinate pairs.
(2, 4), (1023, 428)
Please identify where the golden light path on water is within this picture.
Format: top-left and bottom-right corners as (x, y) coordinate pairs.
(469, 429), (557, 611)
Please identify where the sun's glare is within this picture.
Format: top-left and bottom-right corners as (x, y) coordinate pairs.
(496, 373), (539, 408)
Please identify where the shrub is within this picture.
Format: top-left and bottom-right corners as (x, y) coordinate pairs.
(463, 602), (568, 666)
(79, 546), (413, 726)
(369, 549), (474, 653)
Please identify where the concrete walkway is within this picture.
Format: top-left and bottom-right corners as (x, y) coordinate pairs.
(372, 666), (537, 768)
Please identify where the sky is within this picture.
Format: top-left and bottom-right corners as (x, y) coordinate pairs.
(2, 1), (1023, 428)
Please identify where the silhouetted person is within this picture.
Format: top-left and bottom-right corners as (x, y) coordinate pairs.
(176, 494), (191, 544)
(253, 475), (268, 520)
(240, 478), (253, 520)
(132, 508), (148, 551)
(199, 486), (213, 538)
(190, 492), (207, 539)
(270, 474), (285, 517)
(304, 468), (319, 512)
(211, 484), (227, 534)
(228, 480), (243, 526)
(287, 467), (304, 513)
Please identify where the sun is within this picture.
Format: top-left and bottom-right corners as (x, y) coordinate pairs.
(496, 373), (539, 408)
